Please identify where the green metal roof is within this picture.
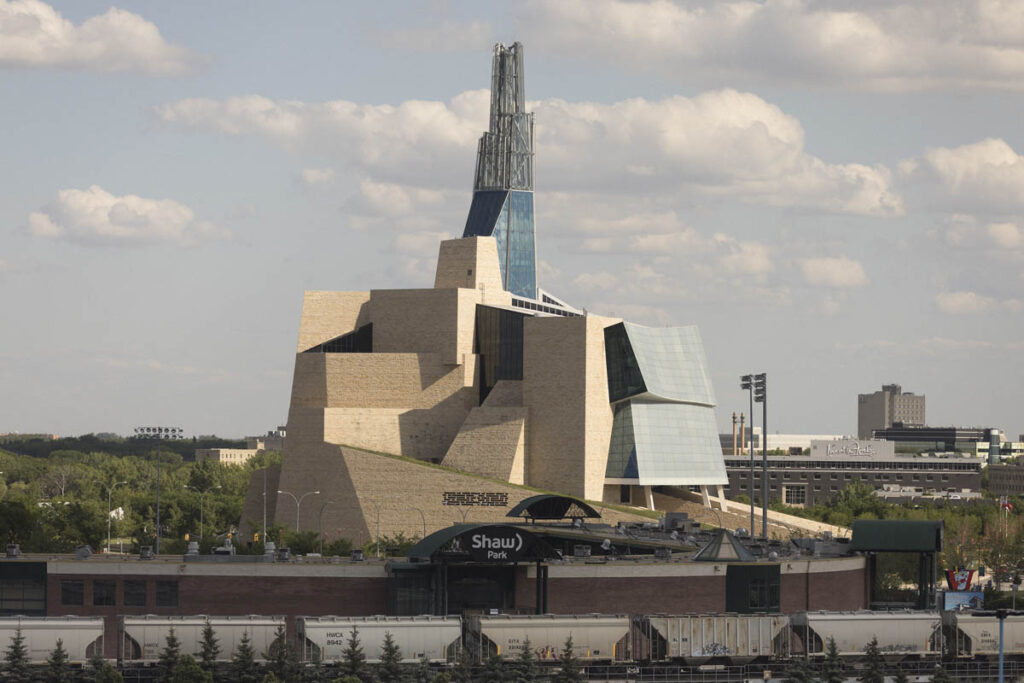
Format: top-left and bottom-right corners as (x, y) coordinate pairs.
(850, 520), (943, 553)
(406, 524), (482, 560)
(506, 495), (601, 520)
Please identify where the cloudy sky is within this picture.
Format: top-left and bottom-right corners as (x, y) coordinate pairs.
(2, 0), (1022, 440)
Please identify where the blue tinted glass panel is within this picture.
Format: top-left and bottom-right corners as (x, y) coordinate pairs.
(505, 191), (536, 299)
(606, 402), (638, 478)
(604, 323), (646, 403)
(462, 190), (509, 238)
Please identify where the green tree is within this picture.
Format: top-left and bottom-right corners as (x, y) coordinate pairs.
(87, 651), (124, 683)
(269, 624), (300, 682)
(858, 636), (884, 683)
(232, 631), (260, 683)
(342, 627), (367, 680)
(893, 670), (909, 683)
(46, 638), (72, 683)
(261, 673), (280, 683)
(449, 647), (474, 683)
(511, 637), (539, 683)
(413, 653), (434, 683)
(378, 631), (404, 683)
(430, 674), (451, 683)
(822, 638), (843, 683)
(157, 627), (181, 682)
(553, 635), (582, 683)
(3, 626), (32, 683)
(170, 654), (212, 683)
(200, 619), (221, 672)
(931, 665), (955, 682)
(783, 656), (817, 683)
(481, 653), (508, 683)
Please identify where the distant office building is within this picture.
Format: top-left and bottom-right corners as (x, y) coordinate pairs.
(857, 384), (925, 439)
(724, 440), (981, 507)
(871, 425), (997, 454)
(245, 426), (286, 452)
(989, 463), (1024, 497)
(719, 427), (845, 455)
(197, 426), (286, 465)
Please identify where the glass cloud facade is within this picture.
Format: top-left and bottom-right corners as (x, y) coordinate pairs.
(605, 322), (727, 486)
(462, 42), (537, 300)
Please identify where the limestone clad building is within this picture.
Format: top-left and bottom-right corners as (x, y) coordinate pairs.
(243, 43), (728, 541)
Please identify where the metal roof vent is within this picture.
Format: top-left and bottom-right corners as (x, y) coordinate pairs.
(350, 549), (365, 562)
(275, 547), (291, 562)
(6, 544), (21, 558)
(139, 546), (154, 560)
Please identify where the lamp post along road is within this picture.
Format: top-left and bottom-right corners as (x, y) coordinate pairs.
(186, 485), (221, 542)
(277, 489), (320, 532)
(317, 501), (336, 554)
(106, 481), (128, 554)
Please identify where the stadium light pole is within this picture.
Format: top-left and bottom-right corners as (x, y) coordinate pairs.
(105, 481), (128, 554)
(277, 489), (320, 532)
(754, 373), (767, 540)
(740, 375), (755, 535)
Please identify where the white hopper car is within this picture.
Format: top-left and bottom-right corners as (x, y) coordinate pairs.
(0, 616), (104, 664)
(120, 615), (284, 662)
(297, 615), (461, 664)
(636, 614), (790, 662)
(473, 613), (630, 662)
(791, 611), (941, 657)
(952, 614), (1024, 657)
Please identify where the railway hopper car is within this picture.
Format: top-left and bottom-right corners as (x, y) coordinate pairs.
(635, 614), (790, 663)
(791, 611), (940, 658)
(297, 615), (461, 664)
(120, 615), (284, 662)
(471, 613), (630, 662)
(951, 614), (1024, 657)
(0, 616), (104, 664)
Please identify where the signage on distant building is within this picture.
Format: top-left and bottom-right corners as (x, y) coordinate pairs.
(458, 525), (535, 562)
(810, 439), (895, 459)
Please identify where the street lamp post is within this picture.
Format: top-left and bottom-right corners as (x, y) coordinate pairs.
(186, 485), (221, 542)
(317, 501), (336, 554)
(105, 481), (128, 554)
(277, 489), (320, 532)
(754, 373), (767, 540)
(412, 507), (426, 539)
(367, 500), (381, 558)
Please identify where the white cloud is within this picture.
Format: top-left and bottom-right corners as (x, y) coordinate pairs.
(0, 0), (203, 76)
(298, 168), (335, 186)
(936, 290), (994, 314)
(901, 138), (1024, 213)
(519, 0), (1024, 91)
(375, 20), (494, 53)
(158, 89), (902, 216)
(716, 236), (774, 275)
(28, 185), (225, 247)
(801, 256), (868, 288)
(988, 222), (1024, 249)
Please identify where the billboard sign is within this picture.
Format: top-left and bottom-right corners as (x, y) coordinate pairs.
(944, 591), (984, 611)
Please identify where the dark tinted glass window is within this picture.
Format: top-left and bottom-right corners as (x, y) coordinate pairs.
(61, 580), (84, 606)
(156, 580), (178, 608)
(474, 305), (526, 403)
(123, 580), (146, 607)
(93, 580), (116, 606)
(604, 323), (645, 402)
(304, 323), (372, 353)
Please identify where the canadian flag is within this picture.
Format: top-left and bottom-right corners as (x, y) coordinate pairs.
(947, 568), (975, 591)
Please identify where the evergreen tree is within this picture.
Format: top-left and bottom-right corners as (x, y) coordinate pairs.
(87, 651), (124, 683)
(378, 631), (404, 683)
(822, 638), (844, 683)
(413, 653), (434, 683)
(170, 654), (212, 683)
(341, 627), (367, 680)
(893, 669), (909, 683)
(429, 674), (451, 683)
(858, 636), (884, 683)
(262, 673), (280, 683)
(512, 637), (539, 683)
(449, 646), (474, 683)
(783, 656), (817, 683)
(46, 638), (72, 683)
(156, 627), (181, 682)
(3, 626), (32, 683)
(199, 619), (221, 673)
(269, 623), (301, 682)
(232, 631), (260, 683)
(553, 635), (583, 683)
(931, 664), (955, 682)
(481, 653), (507, 683)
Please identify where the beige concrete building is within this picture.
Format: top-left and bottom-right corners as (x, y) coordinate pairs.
(241, 42), (728, 543)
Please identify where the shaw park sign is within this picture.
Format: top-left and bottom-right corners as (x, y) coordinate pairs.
(459, 525), (537, 562)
